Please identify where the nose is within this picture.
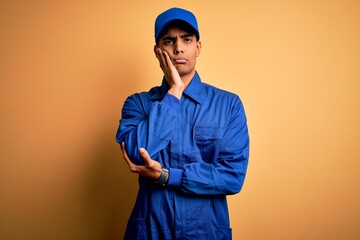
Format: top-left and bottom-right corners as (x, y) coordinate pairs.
(174, 40), (184, 55)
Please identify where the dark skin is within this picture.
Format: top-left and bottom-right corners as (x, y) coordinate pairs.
(121, 26), (201, 181)
(121, 142), (163, 180)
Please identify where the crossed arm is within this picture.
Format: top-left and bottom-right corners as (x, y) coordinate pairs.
(120, 47), (180, 182)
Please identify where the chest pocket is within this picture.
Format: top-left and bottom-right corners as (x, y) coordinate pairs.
(195, 127), (224, 162)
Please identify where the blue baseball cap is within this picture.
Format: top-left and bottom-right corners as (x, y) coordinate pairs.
(155, 7), (200, 43)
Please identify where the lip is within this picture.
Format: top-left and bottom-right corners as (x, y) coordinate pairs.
(173, 58), (187, 64)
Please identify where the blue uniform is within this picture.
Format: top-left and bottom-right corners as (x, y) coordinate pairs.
(116, 72), (249, 239)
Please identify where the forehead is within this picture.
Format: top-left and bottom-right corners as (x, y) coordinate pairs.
(163, 26), (195, 36)
(161, 27), (194, 37)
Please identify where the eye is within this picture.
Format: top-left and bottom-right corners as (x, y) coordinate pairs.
(163, 38), (175, 45)
(165, 40), (173, 45)
(184, 38), (192, 43)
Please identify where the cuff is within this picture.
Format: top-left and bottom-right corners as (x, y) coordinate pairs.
(161, 94), (181, 112)
(167, 168), (183, 187)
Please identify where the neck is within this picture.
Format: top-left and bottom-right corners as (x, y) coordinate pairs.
(180, 70), (196, 89)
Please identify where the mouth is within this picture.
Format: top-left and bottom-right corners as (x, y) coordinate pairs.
(173, 58), (187, 64)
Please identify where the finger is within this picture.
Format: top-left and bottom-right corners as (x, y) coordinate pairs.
(155, 48), (164, 62)
(156, 48), (167, 72)
(121, 142), (142, 174)
(161, 50), (172, 68)
(155, 47), (161, 61)
(156, 48), (168, 68)
(121, 142), (133, 167)
(138, 148), (153, 167)
(162, 50), (173, 67)
(159, 49), (169, 69)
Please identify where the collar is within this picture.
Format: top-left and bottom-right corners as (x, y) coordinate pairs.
(150, 72), (206, 104)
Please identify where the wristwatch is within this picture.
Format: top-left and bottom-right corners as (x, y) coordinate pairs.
(156, 167), (169, 187)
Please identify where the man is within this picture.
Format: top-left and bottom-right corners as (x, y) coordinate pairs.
(116, 7), (249, 240)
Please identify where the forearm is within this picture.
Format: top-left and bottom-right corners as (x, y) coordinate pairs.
(167, 151), (249, 195)
(167, 86), (184, 100)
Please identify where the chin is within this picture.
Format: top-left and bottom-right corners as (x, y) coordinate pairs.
(176, 68), (191, 76)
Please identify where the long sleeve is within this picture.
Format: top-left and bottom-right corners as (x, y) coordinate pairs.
(116, 74), (249, 196)
(118, 74), (249, 239)
(168, 96), (250, 195)
(116, 92), (180, 164)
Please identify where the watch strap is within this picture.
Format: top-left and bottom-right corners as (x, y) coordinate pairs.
(156, 167), (169, 186)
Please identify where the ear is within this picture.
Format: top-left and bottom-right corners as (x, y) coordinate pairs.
(154, 45), (158, 56)
(196, 41), (202, 57)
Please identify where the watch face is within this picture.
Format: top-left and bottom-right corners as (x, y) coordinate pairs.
(156, 168), (169, 186)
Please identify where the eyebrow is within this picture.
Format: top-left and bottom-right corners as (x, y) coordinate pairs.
(180, 33), (195, 38)
(162, 36), (176, 42)
(162, 33), (195, 41)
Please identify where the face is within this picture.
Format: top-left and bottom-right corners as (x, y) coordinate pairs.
(156, 27), (201, 78)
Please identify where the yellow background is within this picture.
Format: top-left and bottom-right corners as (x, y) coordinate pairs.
(1, 0), (359, 239)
